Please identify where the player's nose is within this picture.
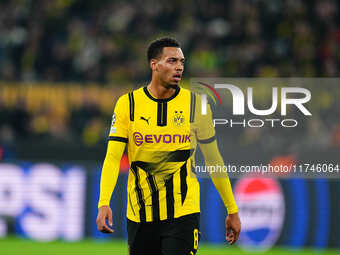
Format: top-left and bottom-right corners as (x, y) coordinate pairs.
(175, 63), (183, 72)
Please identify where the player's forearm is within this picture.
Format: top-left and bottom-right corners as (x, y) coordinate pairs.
(208, 155), (238, 214)
(199, 141), (238, 214)
(211, 177), (238, 214)
(98, 141), (126, 208)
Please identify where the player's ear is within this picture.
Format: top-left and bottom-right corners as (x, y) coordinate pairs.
(150, 58), (157, 71)
(150, 59), (158, 72)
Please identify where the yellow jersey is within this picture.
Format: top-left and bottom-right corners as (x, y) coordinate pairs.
(109, 86), (215, 222)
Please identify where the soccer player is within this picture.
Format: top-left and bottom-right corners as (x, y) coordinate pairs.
(96, 37), (241, 255)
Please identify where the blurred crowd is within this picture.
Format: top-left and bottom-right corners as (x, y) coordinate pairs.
(0, 0), (339, 157)
(0, 84), (129, 149)
(0, 0), (339, 83)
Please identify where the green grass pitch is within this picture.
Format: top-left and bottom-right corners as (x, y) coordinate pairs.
(0, 237), (339, 255)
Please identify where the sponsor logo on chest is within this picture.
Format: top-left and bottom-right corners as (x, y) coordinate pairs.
(133, 132), (190, 146)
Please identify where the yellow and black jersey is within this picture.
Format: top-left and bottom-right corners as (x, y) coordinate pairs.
(109, 86), (215, 222)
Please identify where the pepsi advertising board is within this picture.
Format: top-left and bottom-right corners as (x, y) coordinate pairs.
(234, 178), (285, 250)
(0, 163), (87, 241)
(0, 162), (340, 250)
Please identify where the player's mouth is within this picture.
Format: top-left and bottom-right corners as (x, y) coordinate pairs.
(173, 74), (182, 82)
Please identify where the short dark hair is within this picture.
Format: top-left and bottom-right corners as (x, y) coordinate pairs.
(147, 37), (180, 62)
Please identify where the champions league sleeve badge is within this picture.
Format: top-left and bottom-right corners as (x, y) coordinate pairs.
(110, 113), (117, 134)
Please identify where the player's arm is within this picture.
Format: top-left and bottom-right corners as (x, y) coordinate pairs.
(195, 98), (238, 214)
(195, 98), (241, 244)
(198, 134), (241, 246)
(198, 140), (238, 214)
(96, 94), (129, 233)
(96, 140), (125, 233)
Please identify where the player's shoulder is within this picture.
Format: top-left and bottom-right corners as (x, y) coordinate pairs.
(115, 93), (129, 107)
(178, 87), (201, 99)
(180, 87), (203, 103)
(130, 86), (146, 97)
(180, 87), (200, 95)
(115, 87), (144, 104)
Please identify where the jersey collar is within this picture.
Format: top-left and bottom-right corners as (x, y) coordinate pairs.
(143, 86), (180, 102)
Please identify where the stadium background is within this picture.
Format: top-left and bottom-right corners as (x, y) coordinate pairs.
(0, 0), (340, 254)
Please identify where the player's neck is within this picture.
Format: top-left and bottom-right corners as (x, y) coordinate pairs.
(147, 80), (178, 99)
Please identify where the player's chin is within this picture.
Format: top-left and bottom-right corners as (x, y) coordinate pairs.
(167, 81), (179, 89)
(172, 78), (181, 85)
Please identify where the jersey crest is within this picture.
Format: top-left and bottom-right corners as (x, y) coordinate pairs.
(173, 110), (185, 126)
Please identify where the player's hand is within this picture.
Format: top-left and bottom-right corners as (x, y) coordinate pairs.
(96, 205), (114, 233)
(225, 212), (241, 245)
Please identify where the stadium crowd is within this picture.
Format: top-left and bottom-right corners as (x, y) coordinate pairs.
(0, 0), (339, 83)
(0, 0), (339, 156)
